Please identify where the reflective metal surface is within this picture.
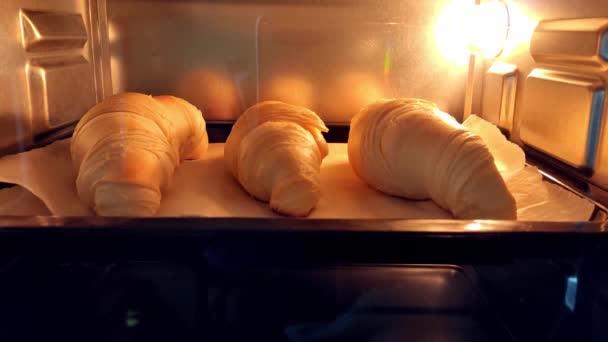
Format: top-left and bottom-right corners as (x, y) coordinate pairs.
(0, 216), (604, 234)
(489, 0), (608, 148)
(530, 18), (608, 70)
(481, 62), (517, 132)
(0, 217), (605, 264)
(26, 55), (95, 130)
(491, 11), (608, 191)
(0, 0), (95, 151)
(20, 9), (87, 53)
(105, 0), (469, 123)
(2, 0), (608, 195)
(520, 68), (604, 169)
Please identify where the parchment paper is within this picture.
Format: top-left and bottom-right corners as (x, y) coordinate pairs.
(0, 140), (594, 221)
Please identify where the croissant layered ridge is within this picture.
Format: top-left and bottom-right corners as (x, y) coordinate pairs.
(224, 101), (329, 217)
(348, 98), (516, 219)
(71, 93), (208, 216)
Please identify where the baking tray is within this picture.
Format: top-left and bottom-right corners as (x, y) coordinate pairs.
(0, 123), (606, 257)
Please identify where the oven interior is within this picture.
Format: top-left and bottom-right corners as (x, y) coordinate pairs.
(0, 0), (608, 341)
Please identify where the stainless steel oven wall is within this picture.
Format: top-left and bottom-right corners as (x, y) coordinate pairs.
(5, 0), (608, 192)
(0, 0), (104, 151)
(105, 0), (469, 124)
(475, 0), (608, 191)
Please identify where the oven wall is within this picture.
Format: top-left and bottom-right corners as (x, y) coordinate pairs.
(481, 0), (608, 190)
(2, 0), (608, 191)
(0, 0), (105, 152)
(104, 0), (469, 124)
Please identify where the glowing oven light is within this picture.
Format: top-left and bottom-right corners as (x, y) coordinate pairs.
(466, 1), (510, 58)
(435, 0), (473, 65)
(435, 0), (538, 64)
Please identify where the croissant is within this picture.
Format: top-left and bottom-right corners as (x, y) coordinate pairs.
(347, 98), (516, 219)
(224, 101), (329, 216)
(71, 92), (208, 216)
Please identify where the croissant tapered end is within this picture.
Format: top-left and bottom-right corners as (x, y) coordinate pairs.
(456, 195), (517, 220)
(456, 184), (517, 220)
(452, 160), (517, 220)
(94, 183), (161, 217)
(270, 176), (321, 217)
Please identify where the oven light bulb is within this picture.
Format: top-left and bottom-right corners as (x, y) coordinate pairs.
(465, 1), (510, 58)
(435, 0), (474, 65)
(435, 0), (512, 63)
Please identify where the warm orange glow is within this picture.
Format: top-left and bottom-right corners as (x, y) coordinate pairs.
(261, 75), (315, 109)
(501, 2), (539, 57)
(465, 222), (483, 231)
(175, 69), (241, 120)
(321, 72), (385, 118)
(435, 0), (474, 65)
(435, 0), (538, 63)
(465, 1), (510, 58)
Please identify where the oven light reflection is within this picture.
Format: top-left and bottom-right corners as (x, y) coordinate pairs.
(384, 48), (391, 79)
(465, 222), (483, 231)
(564, 275), (578, 312)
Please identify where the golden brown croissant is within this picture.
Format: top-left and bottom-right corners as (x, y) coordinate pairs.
(348, 98), (516, 219)
(224, 101), (329, 216)
(71, 92), (208, 216)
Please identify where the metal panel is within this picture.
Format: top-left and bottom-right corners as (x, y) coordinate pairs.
(594, 93), (608, 188)
(0, 0), (95, 151)
(481, 1), (608, 191)
(481, 62), (517, 132)
(26, 56), (95, 129)
(19, 7), (95, 132)
(20, 9), (87, 53)
(105, 0), (469, 123)
(520, 69), (604, 170)
(530, 18), (608, 69)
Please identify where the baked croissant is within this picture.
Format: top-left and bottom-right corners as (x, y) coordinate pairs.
(71, 92), (208, 216)
(348, 98), (516, 219)
(224, 101), (329, 216)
